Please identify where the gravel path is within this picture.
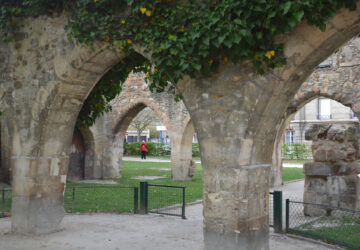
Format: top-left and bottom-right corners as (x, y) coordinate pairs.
(0, 201), (339, 250)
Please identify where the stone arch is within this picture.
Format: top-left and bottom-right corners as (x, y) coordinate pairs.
(175, 5), (360, 248)
(67, 128), (85, 181)
(271, 37), (360, 187)
(67, 127), (96, 181)
(7, 15), (126, 234)
(110, 99), (174, 177)
(113, 100), (173, 136)
(79, 127), (96, 180)
(171, 116), (196, 181)
(3, 5), (360, 248)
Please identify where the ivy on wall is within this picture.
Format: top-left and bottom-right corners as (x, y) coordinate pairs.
(0, 0), (356, 127)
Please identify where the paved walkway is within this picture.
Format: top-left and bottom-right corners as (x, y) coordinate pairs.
(0, 201), (338, 250)
(123, 156), (305, 168)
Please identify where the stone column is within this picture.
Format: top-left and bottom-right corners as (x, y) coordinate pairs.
(170, 121), (196, 181)
(304, 123), (360, 215)
(176, 63), (282, 249)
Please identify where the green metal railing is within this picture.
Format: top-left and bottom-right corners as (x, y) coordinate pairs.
(140, 181), (186, 219)
(269, 191), (282, 233)
(0, 188), (11, 217)
(286, 199), (360, 249)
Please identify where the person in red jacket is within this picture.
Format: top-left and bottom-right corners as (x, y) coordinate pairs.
(140, 140), (148, 159)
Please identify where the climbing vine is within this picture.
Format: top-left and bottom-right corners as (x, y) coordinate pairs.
(0, 0), (356, 127)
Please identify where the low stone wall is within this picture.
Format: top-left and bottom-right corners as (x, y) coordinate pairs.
(303, 123), (360, 216)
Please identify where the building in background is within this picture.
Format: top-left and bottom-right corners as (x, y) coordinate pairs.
(285, 97), (358, 145)
(125, 130), (150, 142)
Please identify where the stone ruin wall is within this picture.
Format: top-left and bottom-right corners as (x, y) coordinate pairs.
(303, 123), (360, 215)
(66, 73), (195, 181)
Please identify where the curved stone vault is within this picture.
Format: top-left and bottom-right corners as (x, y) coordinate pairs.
(1, 5), (360, 249)
(271, 37), (360, 187)
(67, 73), (194, 181)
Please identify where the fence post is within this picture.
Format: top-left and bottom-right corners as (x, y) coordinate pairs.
(286, 199), (289, 232)
(133, 187), (138, 214)
(140, 181), (148, 214)
(1, 189), (4, 217)
(273, 191), (282, 233)
(71, 187), (75, 213)
(181, 187), (186, 219)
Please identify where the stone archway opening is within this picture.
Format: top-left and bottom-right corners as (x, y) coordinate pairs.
(67, 127), (85, 181)
(5, 4), (360, 249)
(112, 100), (173, 176)
(67, 126), (96, 181)
(273, 95), (359, 193)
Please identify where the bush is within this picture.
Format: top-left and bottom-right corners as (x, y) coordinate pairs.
(123, 142), (201, 157)
(192, 143), (200, 157)
(282, 143), (312, 160)
(124, 142), (170, 156)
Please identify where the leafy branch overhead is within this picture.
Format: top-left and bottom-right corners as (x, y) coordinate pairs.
(0, 0), (356, 127)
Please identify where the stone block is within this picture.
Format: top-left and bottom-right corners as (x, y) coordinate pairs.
(334, 161), (360, 175)
(304, 176), (327, 194)
(313, 149), (326, 161)
(303, 162), (332, 176)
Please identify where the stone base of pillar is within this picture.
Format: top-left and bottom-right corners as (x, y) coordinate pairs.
(204, 225), (269, 250)
(11, 195), (65, 234)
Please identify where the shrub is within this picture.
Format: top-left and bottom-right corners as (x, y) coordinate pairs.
(192, 143), (200, 157)
(282, 143), (312, 160)
(124, 142), (170, 156)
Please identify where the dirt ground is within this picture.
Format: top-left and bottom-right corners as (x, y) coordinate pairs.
(0, 203), (339, 250)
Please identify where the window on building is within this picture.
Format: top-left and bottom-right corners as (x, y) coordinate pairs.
(318, 98), (331, 120)
(285, 130), (295, 144)
(350, 110), (356, 119)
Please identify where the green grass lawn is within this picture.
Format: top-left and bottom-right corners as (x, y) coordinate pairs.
(282, 167), (304, 182)
(296, 215), (360, 248)
(283, 160), (307, 165)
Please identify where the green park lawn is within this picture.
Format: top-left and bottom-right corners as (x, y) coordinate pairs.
(1, 161), (305, 215)
(63, 161), (304, 213)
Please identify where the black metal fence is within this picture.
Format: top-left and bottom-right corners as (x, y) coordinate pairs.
(286, 199), (360, 249)
(64, 185), (138, 214)
(140, 181), (186, 219)
(0, 188), (11, 218)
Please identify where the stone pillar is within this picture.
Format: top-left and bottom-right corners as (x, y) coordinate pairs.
(303, 123), (360, 215)
(176, 63), (280, 249)
(171, 121), (196, 181)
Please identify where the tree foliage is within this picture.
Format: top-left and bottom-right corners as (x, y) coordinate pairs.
(128, 108), (161, 141)
(0, 0), (356, 127)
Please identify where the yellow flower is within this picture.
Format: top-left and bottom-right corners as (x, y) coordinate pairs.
(146, 10), (152, 16)
(179, 26), (184, 32)
(140, 7), (147, 14)
(11, 17), (16, 25)
(146, 73), (150, 78)
(127, 39), (132, 44)
(265, 50), (275, 59)
(105, 35), (110, 41)
(223, 56), (228, 63)
(209, 59), (213, 65)
(121, 20), (126, 24)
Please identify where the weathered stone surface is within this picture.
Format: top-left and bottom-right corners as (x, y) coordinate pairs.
(0, 5), (360, 250)
(272, 36), (360, 188)
(303, 123), (360, 215)
(303, 162), (332, 176)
